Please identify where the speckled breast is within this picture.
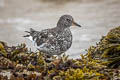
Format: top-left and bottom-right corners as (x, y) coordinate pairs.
(54, 28), (72, 55)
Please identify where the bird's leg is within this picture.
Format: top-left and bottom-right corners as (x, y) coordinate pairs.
(35, 49), (39, 53)
(43, 54), (55, 63)
(57, 55), (62, 59)
(61, 53), (69, 63)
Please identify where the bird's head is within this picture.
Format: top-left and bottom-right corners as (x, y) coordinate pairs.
(57, 15), (81, 28)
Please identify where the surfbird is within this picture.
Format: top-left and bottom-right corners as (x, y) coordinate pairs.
(24, 15), (81, 56)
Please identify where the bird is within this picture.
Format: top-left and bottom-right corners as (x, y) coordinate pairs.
(23, 15), (81, 56)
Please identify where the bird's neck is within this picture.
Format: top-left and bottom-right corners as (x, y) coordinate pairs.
(54, 26), (70, 33)
(56, 26), (70, 31)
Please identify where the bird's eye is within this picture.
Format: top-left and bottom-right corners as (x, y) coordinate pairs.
(66, 19), (71, 22)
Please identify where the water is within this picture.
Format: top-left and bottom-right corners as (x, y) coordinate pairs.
(0, 0), (120, 58)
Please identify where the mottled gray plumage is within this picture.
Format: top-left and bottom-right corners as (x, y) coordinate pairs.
(24, 15), (81, 56)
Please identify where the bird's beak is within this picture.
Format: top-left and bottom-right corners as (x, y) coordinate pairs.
(72, 21), (81, 27)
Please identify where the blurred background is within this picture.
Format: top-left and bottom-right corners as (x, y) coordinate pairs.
(0, 0), (120, 58)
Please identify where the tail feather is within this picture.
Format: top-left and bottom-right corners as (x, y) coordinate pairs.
(23, 35), (30, 37)
(30, 28), (36, 33)
(24, 31), (30, 33)
(23, 28), (36, 37)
